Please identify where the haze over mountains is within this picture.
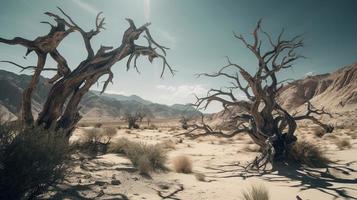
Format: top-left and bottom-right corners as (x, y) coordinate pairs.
(0, 70), (200, 120)
(0, 63), (356, 121)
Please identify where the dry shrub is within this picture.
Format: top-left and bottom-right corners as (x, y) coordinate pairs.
(0, 124), (70, 200)
(103, 127), (117, 138)
(241, 184), (269, 200)
(78, 128), (113, 155)
(172, 155), (192, 173)
(288, 141), (330, 168)
(108, 137), (130, 154)
(312, 127), (325, 137)
(159, 139), (176, 150)
(147, 124), (158, 130)
(109, 138), (167, 174)
(94, 122), (102, 128)
(335, 138), (352, 150)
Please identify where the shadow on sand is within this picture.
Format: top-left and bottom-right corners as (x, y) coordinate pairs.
(206, 161), (357, 200)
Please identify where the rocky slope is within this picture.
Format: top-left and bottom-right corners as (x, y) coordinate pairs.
(208, 63), (357, 126)
(0, 70), (200, 120)
(278, 63), (357, 112)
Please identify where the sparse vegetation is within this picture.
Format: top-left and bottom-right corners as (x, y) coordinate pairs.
(288, 141), (330, 168)
(77, 127), (115, 155)
(160, 139), (176, 150)
(172, 155), (193, 173)
(147, 124), (158, 130)
(0, 124), (70, 200)
(241, 184), (269, 200)
(109, 138), (167, 174)
(312, 127), (325, 137)
(94, 122), (103, 128)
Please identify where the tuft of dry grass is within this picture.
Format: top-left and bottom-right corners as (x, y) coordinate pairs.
(94, 122), (102, 128)
(172, 155), (193, 173)
(147, 124), (158, 130)
(77, 128), (114, 155)
(288, 141), (330, 168)
(334, 138), (352, 150)
(159, 139), (176, 150)
(109, 138), (167, 174)
(103, 127), (117, 137)
(241, 184), (269, 200)
(312, 127), (325, 137)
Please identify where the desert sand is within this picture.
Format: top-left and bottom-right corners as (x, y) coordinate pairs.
(44, 117), (357, 200)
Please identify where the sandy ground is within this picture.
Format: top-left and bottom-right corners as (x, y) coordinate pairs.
(45, 121), (357, 200)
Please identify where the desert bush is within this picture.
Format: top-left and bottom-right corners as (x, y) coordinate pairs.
(172, 155), (192, 173)
(241, 184), (269, 200)
(159, 139), (176, 150)
(109, 138), (167, 174)
(78, 128), (113, 155)
(147, 124), (158, 130)
(334, 138), (352, 150)
(108, 137), (131, 154)
(288, 141), (330, 168)
(312, 127), (325, 137)
(0, 124), (70, 200)
(103, 127), (117, 138)
(94, 122), (102, 128)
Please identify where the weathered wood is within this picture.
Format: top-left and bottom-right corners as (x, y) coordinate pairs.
(0, 7), (173, 136)
(188, 20), (333, 169)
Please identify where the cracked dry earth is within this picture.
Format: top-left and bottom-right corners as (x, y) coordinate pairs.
(43, 124), (357, 200)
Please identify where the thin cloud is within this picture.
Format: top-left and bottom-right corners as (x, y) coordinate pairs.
(72, 0), (99, 15)
(155, 84), (208, 104)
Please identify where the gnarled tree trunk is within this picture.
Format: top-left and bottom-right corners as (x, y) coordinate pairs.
(0, 7), (173, 137)
(184, 20), (333, 169)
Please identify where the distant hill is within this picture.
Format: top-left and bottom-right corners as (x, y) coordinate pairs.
(208, 63), (357, 126)
(0, 70), (201, 120)
(277, 63), (357, 112)
(91, 91), (152, 105)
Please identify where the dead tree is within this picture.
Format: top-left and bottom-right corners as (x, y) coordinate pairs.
(179, 116), (191, 130)
(0, 7), (173, 137)
(188, 20), (333, 169)
(125, 112), (145, 129)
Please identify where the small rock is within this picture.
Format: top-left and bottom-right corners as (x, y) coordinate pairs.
(97, 189), (104, 197)
(111, 179), (121, 185)
(95, 180), (107, 186)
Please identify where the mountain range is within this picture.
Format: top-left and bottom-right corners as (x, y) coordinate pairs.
(209, 63), (357, 126)
(0, 70), (201, 120)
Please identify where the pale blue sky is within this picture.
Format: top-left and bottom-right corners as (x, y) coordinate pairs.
(0, 0), (356, 112)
